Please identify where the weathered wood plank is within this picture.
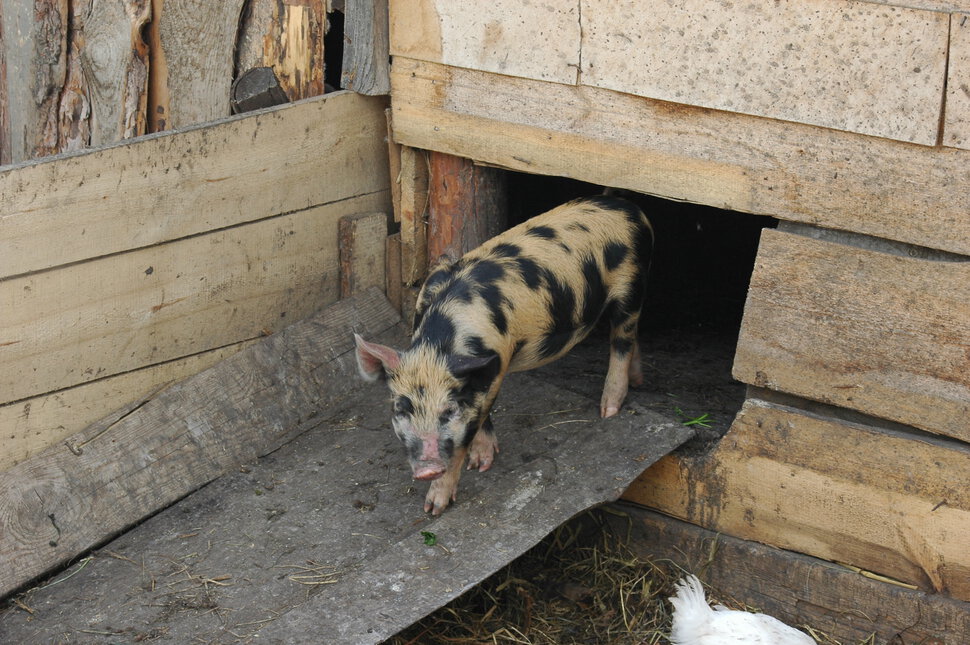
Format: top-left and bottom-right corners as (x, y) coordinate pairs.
(0, 0), (8, 165)
(147, 0), (246, 130)
(0, 0), (69, 163)
(733, 228), (970, 441)
(76, 0), (151, 146)
(609, 506), (970, 644)
(236, 0), (327, 102)
(0, 342), (257, 473)
(55, 1), (91, 153)
(339, 211), (388, 298)
(390, 58), (970, 255)
(581, 0), (948, 145)
(623, 397), (970, 601)
(399, 144), (429, 284)
(386, 108), (403, 221)
(385, 232), (403, 311)
(235, 0), (275, 75)
(0, 190), (389, 408)
(868, 1), (970, 11)
(0, 91), (389, 279)
(945, 13), (970, 149)
(342, 0), (390, 95)
(427, 151), (507, 263)
(0, 288), (402, 599)
(0, 0), (150, 159)
(401, 285), (420, 331)
(389, 0), (579, 85)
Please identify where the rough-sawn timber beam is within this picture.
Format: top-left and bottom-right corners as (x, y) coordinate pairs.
(390, 58), (970, 256)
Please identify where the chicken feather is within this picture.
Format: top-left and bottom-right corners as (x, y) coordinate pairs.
(669, 575), (815, 645)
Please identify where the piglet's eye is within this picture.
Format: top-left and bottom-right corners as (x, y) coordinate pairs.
(438, 404), (459, 424)
(393, 396), (415, 416)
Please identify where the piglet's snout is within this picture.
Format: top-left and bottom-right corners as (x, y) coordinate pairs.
(410, 438), (447, 480)
(412, 463), (447, 480)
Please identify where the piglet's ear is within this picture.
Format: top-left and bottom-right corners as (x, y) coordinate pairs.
(449, 353), (501, 392)
(354, 334), (401, 382)
(447, 354), (498, 377)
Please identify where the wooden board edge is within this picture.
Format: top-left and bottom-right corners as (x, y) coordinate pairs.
(731, 227), (970, 441)
(622, 396), (970, 601)
(604, 504), (970, 644)
(1, 91), (390, 279)
(0, 288), (404, 598)
(389, 57), (970, 256)
(0, 189), (391, 407)
(0, 341), (258, 474)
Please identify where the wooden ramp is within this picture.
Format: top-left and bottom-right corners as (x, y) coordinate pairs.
(0, 290), (691, 643)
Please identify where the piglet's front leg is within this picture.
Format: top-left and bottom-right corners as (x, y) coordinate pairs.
(424, 447), (467, 515)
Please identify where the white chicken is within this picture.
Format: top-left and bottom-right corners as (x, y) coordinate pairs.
(668, 575), (815, 644)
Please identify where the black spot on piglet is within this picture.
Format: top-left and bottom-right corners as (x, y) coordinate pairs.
(538, 271), (577, 359)
(415, 308), (456, 353)
(479, 283), (509, 335)
(468, 259), (505, 285)
(580, 255), (607, 327)
(603, 242), (628, 271)
(513, 256), (542, 290)
(525, 225), (558, 240)
(491, 243), (521, 258)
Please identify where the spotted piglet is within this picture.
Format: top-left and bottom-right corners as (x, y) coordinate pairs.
(354, 196), (653, 514)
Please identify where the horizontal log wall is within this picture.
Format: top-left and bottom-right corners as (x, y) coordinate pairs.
(387, 0), (970, 621)
(625, 395), (970, 601)
(734, 229), (970, 442)
(391, 0), (969, 148)
(390, 58), (970, 256)
(0, 91), (391, 473)
(610, 506), (970, 644)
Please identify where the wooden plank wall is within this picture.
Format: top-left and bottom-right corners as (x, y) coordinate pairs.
(389, 58), (970, 256)
(581, 0), (949, 145)
(386, 0), (970, 619)
(0, 0), (398, 165)
(733, 229), (970, 442)
(390, 0), (963, 146)
(945, 13), (970, 149)
(610, 506), (970, 644)
(626, 394), (970, 600)
(0, 91), (391, 474)
(629, 228), (970, 602)
(0, 288), (403, 599)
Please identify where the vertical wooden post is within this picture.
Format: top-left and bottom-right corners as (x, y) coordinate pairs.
(385, 108), (403, 222)
(385, 232), (402, 311)
(399, 145), (429, 283)
(394, 145), (429, 328)
(0, 0), (69, 163)
(427, 151), (508, 265)
(0, 0), (9, 165)
(341, 0), (390, 95)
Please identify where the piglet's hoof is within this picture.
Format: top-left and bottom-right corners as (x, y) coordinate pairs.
(467, 433), (499, 472)
(424, 475), (458, 515)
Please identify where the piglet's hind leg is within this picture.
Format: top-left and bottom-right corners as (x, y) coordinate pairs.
(467, 415), (498, 472)
(601, 310), (642, 418)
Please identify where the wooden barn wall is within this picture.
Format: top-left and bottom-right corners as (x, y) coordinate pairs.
(386, 0), (970, 611)
(0, 0), (395, 165)
(0, 91), (392, 474)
